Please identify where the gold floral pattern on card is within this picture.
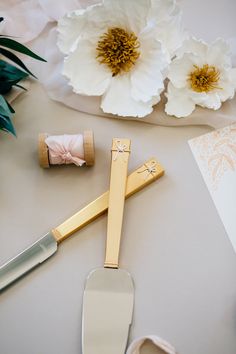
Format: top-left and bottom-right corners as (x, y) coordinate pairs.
(190, 123), (236, 191)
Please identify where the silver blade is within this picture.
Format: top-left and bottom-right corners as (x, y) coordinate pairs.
(82, 268), (134, 354)
(0, 232), (57, 291)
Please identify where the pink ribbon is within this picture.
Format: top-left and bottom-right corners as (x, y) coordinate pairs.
(126, 335), (177, 354)
(45, 134), (86, 166)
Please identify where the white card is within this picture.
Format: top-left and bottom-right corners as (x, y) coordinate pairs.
(189, 123), (236, 253)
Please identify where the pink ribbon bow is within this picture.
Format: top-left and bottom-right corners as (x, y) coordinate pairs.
(45, 134), (86, 166)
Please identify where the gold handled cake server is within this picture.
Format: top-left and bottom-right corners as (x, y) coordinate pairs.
(82, 138), (133, 354)
(0, 157), (164, 291)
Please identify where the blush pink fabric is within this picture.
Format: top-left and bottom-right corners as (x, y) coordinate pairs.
(45, 134), (85, 166)
(126, 335), (177, 354)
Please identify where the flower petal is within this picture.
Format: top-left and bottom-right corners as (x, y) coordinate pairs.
(102, 0), (151, 34)
(152, 7), (187, 57)
(217, 69), (236, 101)
(188, 89), (222, 110)
(206, 38), (231, 67)
(101, 75), (154, 117)
(57, 9), (86, 54)
(217, 83), (235, 102)
(148, 0), (176, 22)
(57, 4), (108, 54)
(131, 36), (167, 102)
(39, 0), (86, 21)
(199, 93), (222, 110)
(63, 39), (112, 95)
(168, 53), (197, 88)
(165, 83), (195, 117)
(175, 37), (208, 62)
(188, 90), (208, 105)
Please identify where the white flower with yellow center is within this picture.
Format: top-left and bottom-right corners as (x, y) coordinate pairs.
(57, 0), (185, 117)
(165, 37), (236, 118)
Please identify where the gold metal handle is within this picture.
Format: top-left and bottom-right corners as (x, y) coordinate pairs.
(104, 138), (131, 268)
(52, 158), (164, 243)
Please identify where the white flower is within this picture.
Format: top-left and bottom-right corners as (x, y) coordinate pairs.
(165, 37), (236, 118)
(57, 0), (185, 118)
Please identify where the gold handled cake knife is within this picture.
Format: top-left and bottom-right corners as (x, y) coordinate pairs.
(0, 158), (164, 291)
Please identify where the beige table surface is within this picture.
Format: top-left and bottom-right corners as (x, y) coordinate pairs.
(1, 1), (236, 353)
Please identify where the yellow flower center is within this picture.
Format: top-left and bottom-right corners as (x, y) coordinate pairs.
(96, 27), (140, 76)
(188, 64), (221, 92)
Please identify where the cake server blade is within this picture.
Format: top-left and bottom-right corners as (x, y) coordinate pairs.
(82, 268), (134, 354)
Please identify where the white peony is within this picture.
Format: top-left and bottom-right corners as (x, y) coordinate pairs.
(57, 0), (185, 118)
(165, 37), (236, 118)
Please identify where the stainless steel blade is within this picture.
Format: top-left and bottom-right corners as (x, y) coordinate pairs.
(0, 232), (57, 291)
(82, 268), (134, 354)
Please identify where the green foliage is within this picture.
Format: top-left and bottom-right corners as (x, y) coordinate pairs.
(0, 47), (37, 78)
(0, 37), (46, 62)
(0, 95), (16, 136)
(0, 60), (29, 94)
(0, 18), (46, 136)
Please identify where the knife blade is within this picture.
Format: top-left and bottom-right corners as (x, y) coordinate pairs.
(0, 232), (57, 290)
(82, 138), (133, 354)
(0, 158), (164, 290)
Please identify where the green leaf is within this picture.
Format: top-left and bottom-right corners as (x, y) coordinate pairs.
(6, 101), (15, 113)
(0, 95), (12, 116)
(0, 59), (29, 78)
(0, 37), (46, 62)
(0, 116), (16, 136)
(14, 83), (27, 91)
(0, 113), (16, 136)
(0, 59), (29, 94)
(0, 47), (37, 78)
(0, 95), (16, 136)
